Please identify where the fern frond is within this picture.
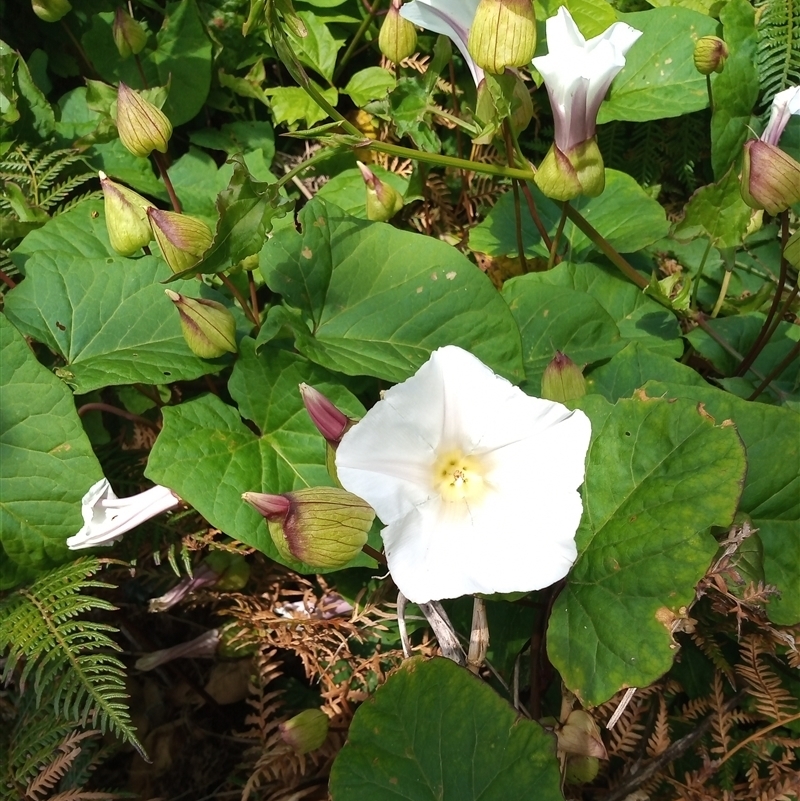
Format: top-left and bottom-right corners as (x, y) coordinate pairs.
(757, 0), (800, 104)
(736, 636), (796, 720)
(0, 558), (145, 758)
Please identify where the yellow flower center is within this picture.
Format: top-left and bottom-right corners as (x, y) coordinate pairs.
(432, 450), (487, 503)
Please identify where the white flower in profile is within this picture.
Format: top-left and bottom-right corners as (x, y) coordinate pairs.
(400, 0), (484, 85)
(67, 478), (180, 550)
(760, 85), (800, 146)
(335, 346), (591, 604)
(533, 7), (642, 154)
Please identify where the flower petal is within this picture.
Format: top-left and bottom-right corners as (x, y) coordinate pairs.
(762, 85), (800, 146)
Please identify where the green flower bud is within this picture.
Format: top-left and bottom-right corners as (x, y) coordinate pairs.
(693, 35), (728, 75)
(31, 0), (71, 22)
(279, 709), (329, 754)
(242, 487), (374, 569)
(784, 229), (800, 270)
(564, 756), (600, 784)
(113, 8), (148, 59)
(148, 209), (213, 273)
(379, 0), (417, 64)
(357, 161), (404, 221)
(740, 139), (800, 216)
(535, 138), (605, 201)
(98, 171), (153, 256)
(116, 82), (172, 158)
(541, 351), (587, 403)
(165, 290), (237, 359)
(467, 0), (536, 74)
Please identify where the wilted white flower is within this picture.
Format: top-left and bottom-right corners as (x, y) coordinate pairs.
(400, 0), (484, 85)
(67, 478), (180, 550)
(532, 7), (641, 153)
(335, 346), (591, 604)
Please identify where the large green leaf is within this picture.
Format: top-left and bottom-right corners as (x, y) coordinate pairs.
(709, 0), (759, 177)
(548, 393), (746, 706)
(644, 381), (800, 625)
(145, 340), (376, 571)
(598, 8), (717, 123)
(0, 315), (103, 589)
(82, 0), (212, 125)
(287, 10), (344, 84)
(259, 198), (524, 383)
(469, 172), (668, 261)
(329, 657), (563, 801)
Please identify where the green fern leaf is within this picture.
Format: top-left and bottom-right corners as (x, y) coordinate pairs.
(756, 0), (800, 105)
(0, 558), (145, 759)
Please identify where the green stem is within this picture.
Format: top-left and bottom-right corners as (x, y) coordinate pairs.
(512, 181), (528, 272)
(694, 315), (771, 389)
(277, 147), (339, 190)
(747, 339), (799, 401)
(711, 268), (732, 318)
(333, 0), (381, 82)
(426, 106), (479, 134)
(562, 204), (648, 289)
(705, 73), (714, 112)
(547, 203), (568, 270)
(690, 237), (714, 310)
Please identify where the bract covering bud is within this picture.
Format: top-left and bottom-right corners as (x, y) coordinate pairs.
(557, 710), (607, 758)
(149, 208), (213, 273)
(113, 8), (148, 59)
(541, 351), (587, 403)
(467, 0), (536, 74)
(357, 161), (404, 221)
(165, 290), (237, 359)
(740, 139), (800, 216)
(379, 0), (417, 64)
(116, 82), (172, 158)
(693, 35), (728, 75)
(279, 709), (329, 754)
(535, 138), (605, 201)
(299, 383), (351, 444)
(98, 171), (152, 256)
(242, 487), (374, 569)
(31, 0), (71, 22)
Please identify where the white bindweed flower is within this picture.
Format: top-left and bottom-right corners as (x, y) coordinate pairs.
(400, 0), (484, 85)
(760, 86), (800, 147)
(335, 346), (591, 604)
(532, 8), (641, 153)
(67, 478), (180, 550)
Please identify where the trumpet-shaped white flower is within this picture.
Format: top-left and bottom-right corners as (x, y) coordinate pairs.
(532, 7), (642, 153)
(761, 86), (800, 146)
(67, 478), (180, 550)
(400, 0), (484, 85)
(335, 346), (591, 604)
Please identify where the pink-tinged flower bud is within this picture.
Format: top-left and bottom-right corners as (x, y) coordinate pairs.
(357, 161), (404, 221)
(242, 487), (374, 569)
(785, 229), (800, 270)
(31, 0), (71, 22)
(149, 208), (213, 273)
(467, 0), (536, 74)
(165, 290), (237, 359)
(379, 0), (417, 64)
(279, 709), (329, 754)
(693, 35), (728, 75)
(535, 138), (605, 201)
(116, 82), (172, 158)
(98, 171), (152, 256)
(740, 139), (800, 216)
(135, 629), (221, 671)
(541, 351), (587, 403)
(113, 8), (148, 59)
(299, 383), (352, 444)
(557, 710), (606, 785)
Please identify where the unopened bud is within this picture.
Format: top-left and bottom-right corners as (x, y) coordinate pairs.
(357, 161), (403, 221)
(565, 756), (600, 784)
(116, 82), (172, 158)
(379, 0), (417, 63)
(535, 138), (605, 201)
(113, 8), (148, 59)
(99, 171), (152, 256)
(31, 0), (71, 22)
(693, 36), (728, 75)
(165, 290), (237, 359)
(242, 487), (374, 569)
(740, 139), (800, 216)
(149, 209), (213, 273)
(557, 710), (607, 759)
(541, 352), (587, 403)
(279, 709), (329, 754)
(299, 383), (352, 444)
(467, 0), (536, 74)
